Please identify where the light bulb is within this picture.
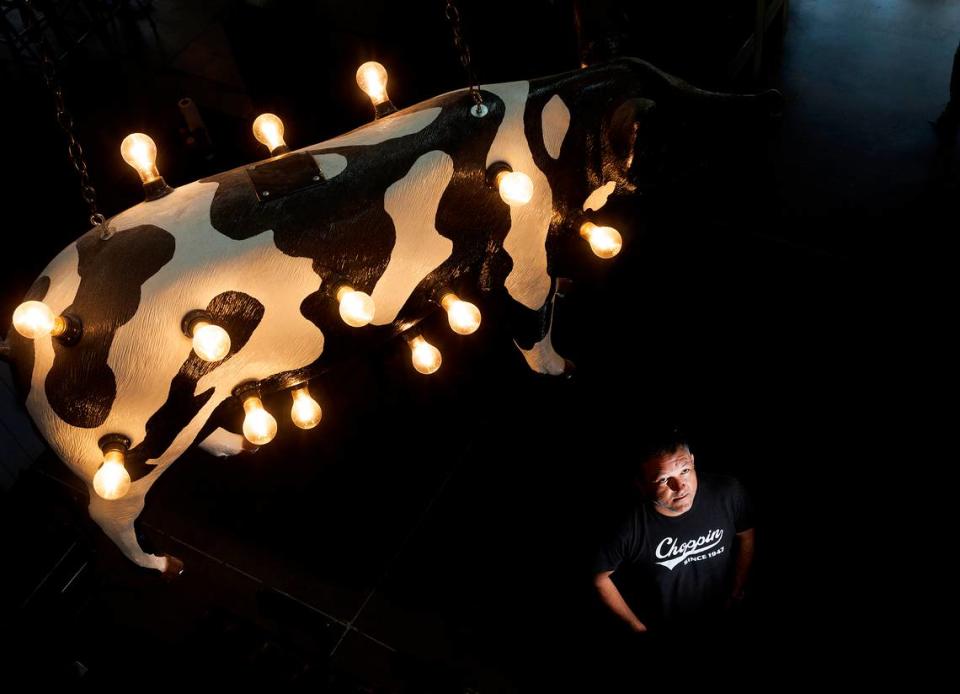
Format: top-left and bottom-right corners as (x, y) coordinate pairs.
(93, 438), (131, 501)
(120, 133), (160, 184)
(356, 61), (390, 105)
(580, 222), (623, 259)
(242, 395), (277, 445)
(290, 386), (323, 430)
(13, 300), (63, 339)
(496, 171), (534, 206)
(191, 321), (231, 362)
(337, 286), (376, 327)
(252, 113), (287, 155)
(120, 132), (172, 199)
(441, 293), (481, 335)
(409, 335), (442, 375)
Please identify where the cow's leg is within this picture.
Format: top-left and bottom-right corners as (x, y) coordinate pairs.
(511, 277), (574, 377)
(87, 489), (182, 575)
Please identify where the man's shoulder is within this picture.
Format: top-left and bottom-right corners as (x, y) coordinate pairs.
(697, 471), (754, 530)
(697, 471), (747, 500)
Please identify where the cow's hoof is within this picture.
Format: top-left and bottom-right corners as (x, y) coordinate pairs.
(162, 554), (184, 579)
(536, 359), (576, 380)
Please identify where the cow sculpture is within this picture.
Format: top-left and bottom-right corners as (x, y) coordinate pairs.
(1, 58), (779, 574)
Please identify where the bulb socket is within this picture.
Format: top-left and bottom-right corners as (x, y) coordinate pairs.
(485, 161), (512, 189)
(279, 375), (310, 391)
(181, 309), (213, 338)
(232, 380), (261, 400)
(55, 313), (83, 346)
(320, 270), (355, 302)
(374, 100), (398, 119)
(143, 176), (174, 201)
(98, 433), (131, 454)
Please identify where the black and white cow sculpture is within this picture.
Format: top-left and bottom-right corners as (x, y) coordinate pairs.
(2, 58), (778, 574)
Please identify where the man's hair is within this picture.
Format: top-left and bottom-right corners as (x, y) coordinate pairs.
(635, 424), (691, 470)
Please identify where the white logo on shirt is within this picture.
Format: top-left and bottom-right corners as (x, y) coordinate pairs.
(655, 529), (724, 570)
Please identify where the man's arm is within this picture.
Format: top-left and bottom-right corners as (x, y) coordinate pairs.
(593, 571), (648, 632)
(728, 528), (756, 606)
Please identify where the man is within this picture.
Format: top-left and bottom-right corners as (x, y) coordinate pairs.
(593, 428), (755, 635)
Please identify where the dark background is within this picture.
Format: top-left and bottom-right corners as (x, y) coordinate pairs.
(1, 0), (953, 689)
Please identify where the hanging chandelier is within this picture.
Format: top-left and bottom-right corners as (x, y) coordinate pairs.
(0, 0), (781, 576)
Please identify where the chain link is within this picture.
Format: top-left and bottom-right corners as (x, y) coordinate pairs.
(21, 0), (104, 229)
(444, 0), (485, 114)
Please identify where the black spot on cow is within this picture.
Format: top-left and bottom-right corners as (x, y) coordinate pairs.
(126, 291), (265, 478)
(46, 225), (175, 428)
(202, 89), (509, 373)
(5, 275), (50, 403)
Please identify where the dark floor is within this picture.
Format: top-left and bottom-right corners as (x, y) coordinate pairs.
(1, 0), (956, 689)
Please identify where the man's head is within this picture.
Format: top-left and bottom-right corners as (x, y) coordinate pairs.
(635, 426), (697, 517)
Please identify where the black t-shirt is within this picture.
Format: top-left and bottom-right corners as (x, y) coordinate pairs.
(594, 472), (754, 631)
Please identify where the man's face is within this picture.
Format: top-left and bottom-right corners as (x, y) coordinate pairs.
(639, 447), (698, 517)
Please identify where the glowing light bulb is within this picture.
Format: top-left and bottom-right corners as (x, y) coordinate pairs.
(580, 222), (623, 259)
(13, 300), (63, 339)
(120, 133), (160, 183)
(356, 61), (390, 105)
(409, 335), (442, 375)
(191, 321), (231, 362)
(337, 286), (376, 327)
(290, 386), (323, 430)
(496, 171), (534, 206)
(93, 438), (131, 501)
(252, 113), (287, 155)
(242, 395), (277, 445)
(441, 293), (481, 335)
(120, 132), (172, 199)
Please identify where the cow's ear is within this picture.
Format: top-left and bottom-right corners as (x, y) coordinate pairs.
(607, 97), (656, 171)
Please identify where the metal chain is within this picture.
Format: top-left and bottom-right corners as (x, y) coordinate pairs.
(20, 0), (105, 229)
(444, 0), (485, 115)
